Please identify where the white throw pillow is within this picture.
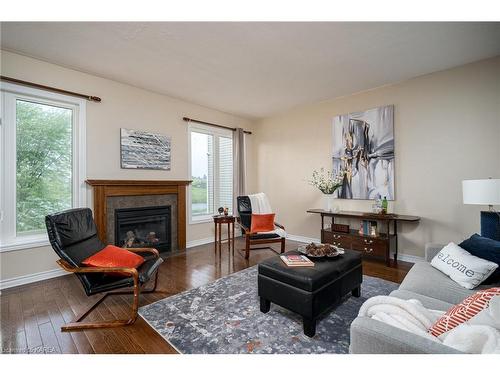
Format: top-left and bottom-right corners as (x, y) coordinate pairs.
(430, 242), (498, 289)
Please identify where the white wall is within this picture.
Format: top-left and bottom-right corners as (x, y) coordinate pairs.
(0, 50), (256, 283)
(251, 57), (500, 258)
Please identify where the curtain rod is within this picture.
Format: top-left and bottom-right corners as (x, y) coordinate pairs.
(183, 116), (252, 135)
(0, 75), (101, 103)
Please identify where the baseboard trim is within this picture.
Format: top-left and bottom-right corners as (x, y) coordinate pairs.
(0, 268), (67, 291)
(286, 234), (320, 244)
(186, 237), (214, 248)
(395, 254), (424, 263)
(186, 235), (242, 249)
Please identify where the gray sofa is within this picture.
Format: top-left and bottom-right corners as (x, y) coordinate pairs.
(349, 243), (498, 354)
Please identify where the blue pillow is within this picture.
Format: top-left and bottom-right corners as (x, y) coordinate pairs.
(459, 234), (500, 284)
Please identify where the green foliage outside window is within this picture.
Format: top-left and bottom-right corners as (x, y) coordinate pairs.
(16, 100), (73, 234)
(191, 176), (208, 215)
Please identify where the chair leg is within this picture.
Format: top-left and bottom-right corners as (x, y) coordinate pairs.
(66, 293), (109, 326)
(249, 246), (273, 251)
(61, 278), (141, 332)
(142, 270), (168, 294)
(241, 239), (285, 259)
(245, 235), (250, 259)
(143, 268), (159, 292)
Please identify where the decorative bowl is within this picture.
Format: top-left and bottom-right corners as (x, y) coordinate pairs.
(297, 242), (345, 258)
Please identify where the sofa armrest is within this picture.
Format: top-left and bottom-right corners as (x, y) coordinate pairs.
(425, 243), (445, 262)
(349, 316), (462, 354)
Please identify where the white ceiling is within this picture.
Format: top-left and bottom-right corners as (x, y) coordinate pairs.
(1, 22), (500, 119)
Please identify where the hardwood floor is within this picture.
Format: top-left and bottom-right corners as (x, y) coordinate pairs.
(0, 238), (412, 354)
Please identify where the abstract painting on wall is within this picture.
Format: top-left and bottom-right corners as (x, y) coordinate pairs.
(120, 128), (171, 170)
(332, 105), (394, 200)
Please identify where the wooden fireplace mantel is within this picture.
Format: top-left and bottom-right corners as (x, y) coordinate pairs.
(85, 179), (192, 249)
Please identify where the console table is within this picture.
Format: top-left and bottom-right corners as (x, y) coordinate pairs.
(307, 209), (420, 266)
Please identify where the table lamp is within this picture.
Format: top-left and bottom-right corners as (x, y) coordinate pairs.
(462, 178), (500, 240)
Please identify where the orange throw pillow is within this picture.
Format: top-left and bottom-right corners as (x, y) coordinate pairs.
(82, 245), (145, 277)
(428, 287), (500, 337)
(250, 213), (275, 233)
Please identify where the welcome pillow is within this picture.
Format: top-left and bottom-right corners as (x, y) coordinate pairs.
(430, 242), (498, 289)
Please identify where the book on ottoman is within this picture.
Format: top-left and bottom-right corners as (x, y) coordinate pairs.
(280, 254), (314, 267)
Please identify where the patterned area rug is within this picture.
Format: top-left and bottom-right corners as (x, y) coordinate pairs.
(139, 266), (398, 354)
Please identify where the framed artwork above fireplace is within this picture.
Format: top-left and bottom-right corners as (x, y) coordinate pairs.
(120, 128), (172, 170)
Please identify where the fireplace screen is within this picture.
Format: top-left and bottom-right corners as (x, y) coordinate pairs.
(115, 205), (171, 252)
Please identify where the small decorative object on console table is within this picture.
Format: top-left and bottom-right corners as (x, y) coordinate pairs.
(462, 178), (500, 241)
(381, 196), (388, 214)
(307, 209), (420, 266)
(309, 168), (344, 212)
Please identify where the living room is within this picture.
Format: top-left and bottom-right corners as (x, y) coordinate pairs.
(1, 1), (500, 372)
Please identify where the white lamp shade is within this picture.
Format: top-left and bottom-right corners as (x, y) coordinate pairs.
(462, 179), (500, 205)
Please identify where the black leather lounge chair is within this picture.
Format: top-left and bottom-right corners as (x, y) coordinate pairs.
(45, 208), (164, 331)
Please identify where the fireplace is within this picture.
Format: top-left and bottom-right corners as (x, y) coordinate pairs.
(114, 205), (171, 253)
(85, 179), (190, 250)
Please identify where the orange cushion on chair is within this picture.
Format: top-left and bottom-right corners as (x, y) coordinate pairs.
(82, 245), (145, 277)
(250, 213), (275, 233)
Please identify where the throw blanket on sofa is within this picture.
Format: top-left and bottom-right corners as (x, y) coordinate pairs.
(358, 296), (500, 353)
(358, 296), (443, 342)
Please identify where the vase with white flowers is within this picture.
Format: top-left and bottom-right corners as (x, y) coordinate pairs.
(309, 168), (344, 212)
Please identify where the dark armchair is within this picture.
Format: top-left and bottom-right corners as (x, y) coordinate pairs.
(236, 195), (286, 259)
(45, 208), (164, 331)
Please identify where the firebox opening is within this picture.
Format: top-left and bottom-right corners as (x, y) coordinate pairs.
(114, 205), (171, 253)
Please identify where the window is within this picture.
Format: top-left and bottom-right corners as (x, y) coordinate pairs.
(0, 82), (86, 251)
(189, 124), (233, 222)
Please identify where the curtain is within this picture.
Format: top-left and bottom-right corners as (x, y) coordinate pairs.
(233, 128), (246, 213)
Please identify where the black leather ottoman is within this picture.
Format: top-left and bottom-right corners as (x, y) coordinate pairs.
(258, 249), (362, 337)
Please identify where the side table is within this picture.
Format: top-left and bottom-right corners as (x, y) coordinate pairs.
(213, 215), (235, 254)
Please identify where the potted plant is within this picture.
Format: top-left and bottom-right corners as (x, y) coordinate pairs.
(309, 168), (344, 212)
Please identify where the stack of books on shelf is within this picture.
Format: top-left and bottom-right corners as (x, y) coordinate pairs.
(360, 220), (378, 236)
(280, 254), (314, 267)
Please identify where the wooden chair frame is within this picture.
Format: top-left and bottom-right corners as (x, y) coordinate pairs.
(57, 248), (166, 332)
(237, 219), (286, 259)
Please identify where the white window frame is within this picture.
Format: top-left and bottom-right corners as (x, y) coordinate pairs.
(188, 123), (233, 224)
(0, 82), (87, 252)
